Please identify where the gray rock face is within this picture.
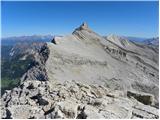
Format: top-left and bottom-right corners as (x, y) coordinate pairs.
(1, 23), (159, 119)
(46, 23), (159, 104)
(1, 80), (159, 119)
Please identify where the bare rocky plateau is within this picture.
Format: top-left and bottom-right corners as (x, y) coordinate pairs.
(1, 23), (159, 119)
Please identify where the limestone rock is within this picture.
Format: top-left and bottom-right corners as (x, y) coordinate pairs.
(1, 80), (159, 119)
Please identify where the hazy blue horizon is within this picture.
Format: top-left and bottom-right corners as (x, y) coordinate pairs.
(2, 1), (158, 38)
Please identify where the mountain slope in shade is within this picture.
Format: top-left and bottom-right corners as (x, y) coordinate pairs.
(1, 23), (159, 119)
(1, 42), (48, 95)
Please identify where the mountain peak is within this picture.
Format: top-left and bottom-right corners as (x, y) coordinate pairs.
(107, 34), (123, 39)
(73, 22), (91, 32)
(80, 22), (88, 29)
(106, 34), (131, 48)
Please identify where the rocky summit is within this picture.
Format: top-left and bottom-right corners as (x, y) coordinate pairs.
(1, 23), (159, 119)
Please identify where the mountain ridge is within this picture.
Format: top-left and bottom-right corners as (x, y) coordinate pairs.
(1, 23), (159, 119)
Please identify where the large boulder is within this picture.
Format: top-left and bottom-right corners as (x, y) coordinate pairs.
(127, 90), (155, 105)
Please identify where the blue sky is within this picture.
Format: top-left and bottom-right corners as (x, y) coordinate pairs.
(1, 1), (158, 38)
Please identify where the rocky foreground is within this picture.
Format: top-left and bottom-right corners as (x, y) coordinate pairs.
(1, 80), (159, 119)
(1, 23), (159, 119)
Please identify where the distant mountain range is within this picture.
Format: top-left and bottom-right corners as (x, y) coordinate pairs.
(142, 37), (159, 46)
(126, 36), (159, 46)
(1, 35), (54, 45)
(125, 36), (148, 42)
(2, 34), (158, 46)
(104, 35), (159, 46)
